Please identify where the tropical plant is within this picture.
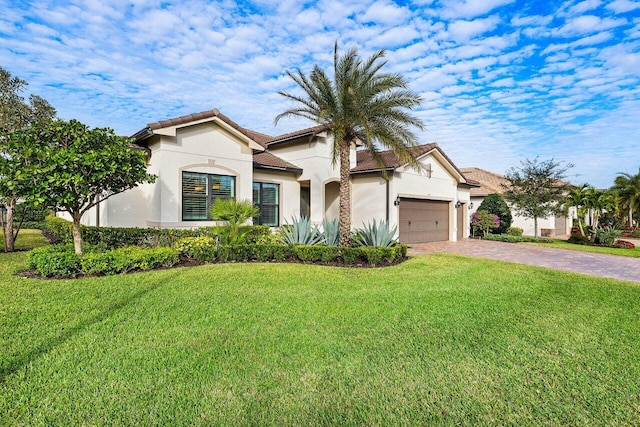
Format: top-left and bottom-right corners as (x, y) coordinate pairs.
(352, 219), (398, 247)
(591, 226), (622, 247)
(564, 184), (589, 236)
(476, 194), (512, 234)
(277, 216), (322, 245)
(321, 218), (339, 246)
(470, 210), (500, 237)
(2, 119), (156, 254)
(612, 171), (640, 228)
(275, 42), (425, 246)
(210, 198), (260, 244)
(503, 157), (572, 237)
(0, 66), (56, 252)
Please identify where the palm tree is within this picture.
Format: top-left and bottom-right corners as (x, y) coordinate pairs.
(565, 184), (588, 235)
(275, 43), (425, 246)
(613, 171), (640, 227)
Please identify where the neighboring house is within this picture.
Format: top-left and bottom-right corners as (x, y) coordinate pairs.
(77, 109), (477, 243)
(460, 167), (570, 237)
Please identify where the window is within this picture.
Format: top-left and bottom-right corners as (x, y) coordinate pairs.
(182, 171), (235, 221)
(253, 182), (279, 226)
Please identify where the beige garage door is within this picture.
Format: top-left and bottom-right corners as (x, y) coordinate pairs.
(555, 216), (566, 235)
(399, 199), (450, 244)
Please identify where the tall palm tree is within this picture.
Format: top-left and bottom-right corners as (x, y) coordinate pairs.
(565, 184), (588, 235)
(275, 43), (426, 246)
(613, 171), (640, 227)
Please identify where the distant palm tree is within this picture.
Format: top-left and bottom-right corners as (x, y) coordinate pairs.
(613, 171), (640, 227)
(275, 43), (426, 246)
(565, 184), (588, 235)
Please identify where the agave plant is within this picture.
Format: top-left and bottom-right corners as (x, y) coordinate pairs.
(353, 219), (398, 247)
(590, 226), (622, 246)
(321, 218), (339, 246)
(277, 216), (322, 245)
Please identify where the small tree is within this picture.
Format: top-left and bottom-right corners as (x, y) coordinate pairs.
(477, 194), (512, 234)
(5, 119), (156, 254)
(471, 210), (500, 237)
(502, 158), (572, 238)
(0, 66), (56, 252)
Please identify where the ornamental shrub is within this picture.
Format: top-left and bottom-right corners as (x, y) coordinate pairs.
(471, 210), (500, 237)
(477, 194), (512, 234)
(507, 227), (523, 236)
(568, 234), (590, 245)
(28, 245), (81, 277)
(174, 237), (217, 262)
(359, 246), (396, 265)
(591, 226), (622, 247)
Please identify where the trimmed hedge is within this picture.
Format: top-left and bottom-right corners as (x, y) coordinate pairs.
(44, 216), (271, 248)
(482, 234), (554, 244)
(27, 245), (179, 277)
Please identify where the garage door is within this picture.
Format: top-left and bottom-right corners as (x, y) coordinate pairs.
(555, 216), (566, 235)
(398, 198), (450, 244)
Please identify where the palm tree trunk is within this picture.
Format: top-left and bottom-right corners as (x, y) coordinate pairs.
(338, 140), (352, 247)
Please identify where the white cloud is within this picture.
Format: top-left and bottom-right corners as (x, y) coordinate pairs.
(360, 0), (411, 25)
(447, 16), (501, 41)
(607, 0), (640, 13)
(440, 0), (515, 19)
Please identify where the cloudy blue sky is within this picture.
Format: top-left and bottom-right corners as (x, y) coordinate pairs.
(2, 0), (639, 187)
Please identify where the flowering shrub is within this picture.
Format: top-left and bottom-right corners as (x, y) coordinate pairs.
(471, 210), (500, 237)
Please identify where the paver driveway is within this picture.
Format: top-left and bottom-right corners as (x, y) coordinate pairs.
(409, 239), (640, 283)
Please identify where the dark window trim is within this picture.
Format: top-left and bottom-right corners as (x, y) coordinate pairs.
(182, 171), (236, 221)
(253, 181), (280, 227)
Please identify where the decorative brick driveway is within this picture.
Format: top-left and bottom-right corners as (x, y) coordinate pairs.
(409, 239), (640, 283)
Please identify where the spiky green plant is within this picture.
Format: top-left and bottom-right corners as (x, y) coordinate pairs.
(352, 219), (398, 247)
(277, 216), (322, 245)
(591, 226), (622, 246)
(210, 199), (260, 245)
(321, 218), (339, 246)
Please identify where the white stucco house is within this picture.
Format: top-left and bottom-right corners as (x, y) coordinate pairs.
(460, 167), (571, 237)
(78, 109), (478, 243)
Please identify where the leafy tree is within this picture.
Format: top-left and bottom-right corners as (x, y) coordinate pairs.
(471, 210), (500, 237)
(0, 66), (56, 252)
(3, 119), (156, 254)
(477, 193), (512, 234)
(612, 171), (640, 228)
(502, 158), (572, 238)
(275, 43), (425, 246)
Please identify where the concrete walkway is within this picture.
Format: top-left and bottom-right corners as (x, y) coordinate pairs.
(409, 239), (640, 283)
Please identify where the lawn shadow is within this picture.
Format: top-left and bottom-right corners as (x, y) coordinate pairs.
(0, 272), (178, 384)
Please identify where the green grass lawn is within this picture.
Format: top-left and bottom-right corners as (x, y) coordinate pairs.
(526, 238), (640, 258)
(1, 230), (640, 425)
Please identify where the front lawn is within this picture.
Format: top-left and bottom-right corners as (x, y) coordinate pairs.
(1, 231), (639, 425)
(526, 238), (640, 258)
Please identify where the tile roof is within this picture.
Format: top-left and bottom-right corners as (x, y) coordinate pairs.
(266, 124), (331, 146)
(351, 143), (437, 173)
(459, 167), (508, 196)
(253, 151), (302, 174)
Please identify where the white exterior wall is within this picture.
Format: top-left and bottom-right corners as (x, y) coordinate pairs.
(468, 196), (558, 236)
(352, 174), (388, 228)
(252, 170), (300, 226)
(268, 136), (357, 225)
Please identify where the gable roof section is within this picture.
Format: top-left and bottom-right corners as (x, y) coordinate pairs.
(266, 124), (331, 147)
(352, 143), (475, 187)
(459, 167), (508, 196)
(131, 108), (266, 151)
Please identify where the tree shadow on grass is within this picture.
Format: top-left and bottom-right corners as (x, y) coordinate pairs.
(0, 272), (179, 384)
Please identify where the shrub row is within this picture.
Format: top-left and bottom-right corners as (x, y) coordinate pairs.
(174, 237), (407, 266)
(27, 245), (179, 277)
(482, 234), (554, 243)
(44, 216), (271, 248)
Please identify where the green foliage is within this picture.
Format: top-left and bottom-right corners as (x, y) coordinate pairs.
(613, 171), (640, 228)
(174, 237), (217, 262)
(507, 227), (524, 236)
(482, 234), (554, 243)
(0, 66), (56, 131)
(276, 217), (322, 245)
(27, 245), (81, 277)
(44, 216), (270, 249)
(4, 119), (157, 254)
(591, 226), (622, 246)
(252, 244), (294, 262)
(477, 194), (512, 234)
(276, 43), (425, 246)
(503, 157), (572, 237)
(568, 234), (590, 245)
(28, 244), (178, 277)
(321, 218), (340, 246)
(210, 199), (260, 244)
(359, 246), (397, 265)
(352, 219), (398, 247)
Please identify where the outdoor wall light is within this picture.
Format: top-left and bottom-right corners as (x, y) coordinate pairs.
(454, 201), (462, 208)
(468, 202), (474, 210)
(394, 195), (401, 206)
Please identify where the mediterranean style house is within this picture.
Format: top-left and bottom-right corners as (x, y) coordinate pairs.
(460, 167), (570, 237)
(78, 109), (478, 243)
